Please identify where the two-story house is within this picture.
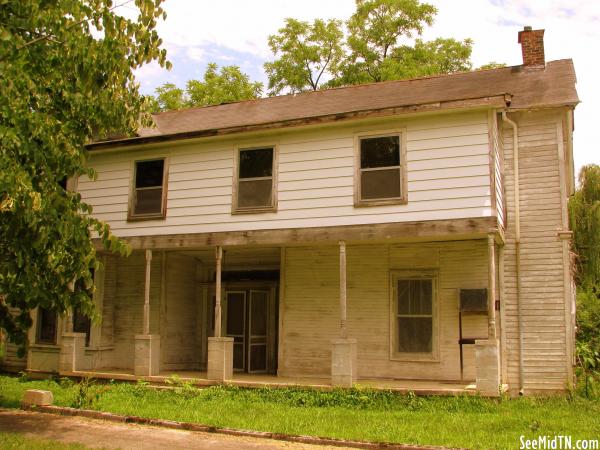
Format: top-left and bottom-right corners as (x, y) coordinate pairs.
(4, 27), (578, 396)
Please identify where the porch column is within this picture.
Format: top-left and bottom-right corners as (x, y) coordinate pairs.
(134, 249), (160, 376)
(331, 241), (357, 387)
(475, 234), (501, 396)
(207, 246), (233, 381)
(59, 289), (84, 373)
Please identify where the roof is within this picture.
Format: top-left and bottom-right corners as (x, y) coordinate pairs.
(89, 59), (578, 150)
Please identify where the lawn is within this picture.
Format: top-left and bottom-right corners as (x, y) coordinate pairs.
(0, 374), (598, 449)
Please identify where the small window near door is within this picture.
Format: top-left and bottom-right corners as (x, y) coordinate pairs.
(355, 133), (407, 206)
(233, 147), (277, 213)
(129, 158), (167, 220)
(391, 272), (437, 359)
(37, 307), (58, 345)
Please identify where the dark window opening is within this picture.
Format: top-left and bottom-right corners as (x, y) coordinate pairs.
(37, 307), (58, 345)
(359, 136), (402, 201)
(133, 159), (165, 216)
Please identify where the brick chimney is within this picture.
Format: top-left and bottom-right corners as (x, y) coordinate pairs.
(518, 26), (545, 68)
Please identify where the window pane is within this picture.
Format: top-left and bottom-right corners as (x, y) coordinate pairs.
(239, 148), (273, 178)
(37, 307), (57, 344)
(73, 310), (91, 347)
(397, 317), (432, 353)
(360, 136), (400, 168)
(135, 187), (163, 215)
(238, 179), (272, 208)
(397, 280), (410, 314)
(135, 160), (164, 188)
(361, 168), (401, 200)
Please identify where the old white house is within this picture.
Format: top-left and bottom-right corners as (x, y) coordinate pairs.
(3, 28), (578, 396)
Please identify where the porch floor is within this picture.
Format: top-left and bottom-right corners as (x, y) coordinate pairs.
(60, 369), (476, 396)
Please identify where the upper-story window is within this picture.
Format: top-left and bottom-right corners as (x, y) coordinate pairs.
(355, 132), (407, 206)
(233, 146), (278, 213)
(128, 158), (167, 220)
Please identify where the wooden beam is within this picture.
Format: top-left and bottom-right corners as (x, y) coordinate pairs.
(214, 246), (223, 338)
(487, 234), (497, 339)
(143, 249), (152, 335)
(339, 241), (347, 339)
(95, 217), (497, 252)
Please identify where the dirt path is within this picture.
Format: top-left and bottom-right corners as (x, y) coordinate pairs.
(0, 409), (349, 450)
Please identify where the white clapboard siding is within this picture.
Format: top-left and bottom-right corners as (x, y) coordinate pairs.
(78, 111), (493, 236)
(279, 240), (488, 381)
(501, 110), (569, 393)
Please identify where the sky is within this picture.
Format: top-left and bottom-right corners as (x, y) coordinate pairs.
(130, 0), (599, 174)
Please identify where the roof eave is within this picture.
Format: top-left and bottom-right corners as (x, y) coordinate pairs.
(86, 94), (511, 152)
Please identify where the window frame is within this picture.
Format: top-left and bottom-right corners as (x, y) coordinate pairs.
(232, 144), (278, 214)
(354, 129), (408, 207)
(127, 157), (169, 221)
(389, 269), (439, 362)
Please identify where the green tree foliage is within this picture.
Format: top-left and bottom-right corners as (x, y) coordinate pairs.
(153, 82), (185, 111)
(265, 0), (483, 93)
(569, 165), (600, 287)
(569, 165), (600, 392)
(0, 0), (169, 352)
(264, 18), (344, 95)
(343, 0), (437, 83)
(151, 63), (263, 112)
(187, 63), (263, 107)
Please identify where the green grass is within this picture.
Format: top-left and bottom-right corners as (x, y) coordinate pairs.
(0, 431), (87, 449)
(1, 374), (599, 449)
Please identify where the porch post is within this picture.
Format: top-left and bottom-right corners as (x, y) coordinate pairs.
(331, 241), (357, 387)
(475, 234), (501, 396)
(59, 288), (84, 373)
(134, 249), (160, 376)
(207, 245), (233, 381)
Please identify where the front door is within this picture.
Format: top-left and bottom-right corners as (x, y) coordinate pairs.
(225, 289), (270, 373)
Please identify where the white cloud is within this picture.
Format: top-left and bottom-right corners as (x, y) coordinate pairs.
(135, 0), (598, 172)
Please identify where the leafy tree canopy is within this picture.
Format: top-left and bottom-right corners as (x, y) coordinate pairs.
(264, 18), (344, 95)
(265, 0), (495, 94)
(152, 63), (263, 112)
(569, 164), (600, 287)
(0, 0), (168, 353)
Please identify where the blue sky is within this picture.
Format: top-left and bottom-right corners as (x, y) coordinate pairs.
(131, 0), (599, 173)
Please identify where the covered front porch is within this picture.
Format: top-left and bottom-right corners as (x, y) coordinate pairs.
(36, 218), (504, 395)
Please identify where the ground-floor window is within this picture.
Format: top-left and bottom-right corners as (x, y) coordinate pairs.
(390, 270), (438, 359)
(36, 307), (58, 345)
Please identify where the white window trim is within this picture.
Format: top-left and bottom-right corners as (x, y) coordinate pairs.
(354, 128), (408, 207)
(389, 269), (440, 362)
(127, 157), (169, 221)
(232, 144), (279, 214)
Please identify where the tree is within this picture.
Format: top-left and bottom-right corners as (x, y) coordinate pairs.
(344, 0), (437, 83)
(0, 0), (169, 353)
(569, 164), (600, 287)
(154, 82), (185, 111)
(151, 63), (263, 112)
(187, 63), (262, 107)
(569, 164), (600, 392)
(264, 18), (344, 95)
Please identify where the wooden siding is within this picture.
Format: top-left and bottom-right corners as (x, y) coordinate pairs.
(501, 110), (570, 392)
(490, 112), (505, 228)
(279, 241), (488, 381)
(78, 111), (493, 237)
